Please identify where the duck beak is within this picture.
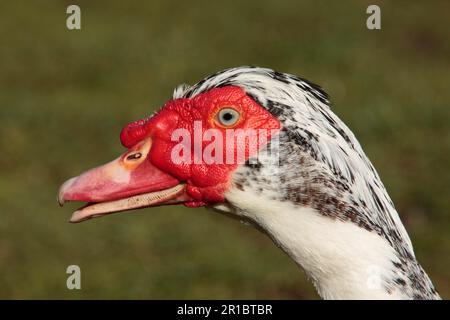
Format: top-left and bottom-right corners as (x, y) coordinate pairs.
(58, 138), (189, 223)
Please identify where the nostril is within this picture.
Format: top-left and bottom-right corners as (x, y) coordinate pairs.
(126, 152), (142, 161)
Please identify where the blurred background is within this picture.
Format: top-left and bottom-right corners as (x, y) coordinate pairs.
(0, 0), (449, 299)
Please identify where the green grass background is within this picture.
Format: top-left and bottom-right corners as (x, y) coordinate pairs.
(0, 0), (449, 299)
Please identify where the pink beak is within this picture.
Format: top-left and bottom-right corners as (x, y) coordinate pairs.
(58, 138), (188, 223)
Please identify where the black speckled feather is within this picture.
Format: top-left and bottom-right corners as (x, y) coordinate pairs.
(174, 66), (440, 299)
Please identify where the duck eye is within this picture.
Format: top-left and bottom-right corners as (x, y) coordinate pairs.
(217, 108), (240, 127)
(126, 152), (142, 161)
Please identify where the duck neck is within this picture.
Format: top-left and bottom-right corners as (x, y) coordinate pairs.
(225, 188), (409, 299)
(224, 131), (439, 299)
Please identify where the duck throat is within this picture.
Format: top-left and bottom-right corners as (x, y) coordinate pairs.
(225, 185), (442, 299)
(224, 187), (408, 299)
(222, 133), (440, 299)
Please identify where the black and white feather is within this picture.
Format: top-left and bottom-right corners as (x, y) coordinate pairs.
(173, 66), (440, 300)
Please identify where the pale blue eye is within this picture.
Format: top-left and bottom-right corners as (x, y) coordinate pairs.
(217, 108), (240, 126)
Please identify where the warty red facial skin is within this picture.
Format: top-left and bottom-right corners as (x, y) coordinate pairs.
(58, 86), (281, 221)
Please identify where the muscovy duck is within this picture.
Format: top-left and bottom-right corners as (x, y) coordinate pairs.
(58, 66), (440, 299)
